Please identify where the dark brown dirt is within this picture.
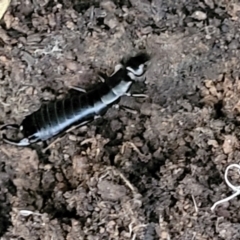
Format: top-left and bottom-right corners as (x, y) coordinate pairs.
(1, 0), (240, 239)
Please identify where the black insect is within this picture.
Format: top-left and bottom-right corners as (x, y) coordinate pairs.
(1, 53), (150, 147)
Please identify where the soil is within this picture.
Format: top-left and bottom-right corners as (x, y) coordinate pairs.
(1, 0), (240, 239)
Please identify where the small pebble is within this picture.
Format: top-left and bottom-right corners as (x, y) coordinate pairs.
(68, 134), (78, 141)
(192, 11), (207, 20)
(141, 26), (152, 35)
(104, 14), (119, 29)
(100, 0), (116, 12)
(65, 61), (78, 71)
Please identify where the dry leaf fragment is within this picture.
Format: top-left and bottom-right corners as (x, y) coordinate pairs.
(0, 0), (11, 21)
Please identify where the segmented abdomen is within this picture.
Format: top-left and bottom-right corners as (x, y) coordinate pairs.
(21, 68), (132, 142)
(21, 91), (106, 141)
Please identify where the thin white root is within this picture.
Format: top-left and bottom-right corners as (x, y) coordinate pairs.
(211, 164), (240, 211)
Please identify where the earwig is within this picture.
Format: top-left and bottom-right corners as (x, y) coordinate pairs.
(1, 53), (150, 147)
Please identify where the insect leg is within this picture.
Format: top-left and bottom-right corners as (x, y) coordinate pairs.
(68, 86), (87, 93)
(110, 64), (123, 76)
(124, 93), (148, 98)
(120, 92), (148, 114)
(66, 120), (91, 133)
(118, 105), (138, 115)
(43, 120), (91, 152)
